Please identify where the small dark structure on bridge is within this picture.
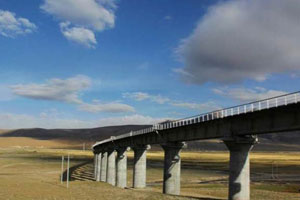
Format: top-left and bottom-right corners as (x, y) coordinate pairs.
(92, 92), (300, 200)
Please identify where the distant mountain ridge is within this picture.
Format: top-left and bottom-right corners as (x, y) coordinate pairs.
(1, 125), (300, 151)
(0, 125), (151, 142)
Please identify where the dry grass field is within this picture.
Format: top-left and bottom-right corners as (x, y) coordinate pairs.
(1, 145), (300, 200)
(0, 147), (193, 200)
(143, 151), (300, 199)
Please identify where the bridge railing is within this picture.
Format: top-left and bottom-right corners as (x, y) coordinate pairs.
(128, 92), (299, 136)
(94, 91), (300, 147)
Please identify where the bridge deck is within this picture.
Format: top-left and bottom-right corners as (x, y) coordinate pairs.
(93, 92), (300, 151)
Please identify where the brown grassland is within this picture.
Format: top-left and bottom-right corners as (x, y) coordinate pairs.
(0, 138), (300, 199)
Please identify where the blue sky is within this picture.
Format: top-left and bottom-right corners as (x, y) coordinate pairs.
(0, 0), (299, 129)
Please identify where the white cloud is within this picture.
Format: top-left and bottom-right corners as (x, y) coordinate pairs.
(213, 87), (287, 103)
(41, 0), (115, 31)
(176, 0), (300, 84)
(60, 22), (97, 48)
(123, 92), (170, 104)
(10, 75), (91, 104)
(0, 113), (165, 129)
(41, 0), (116, 47)
(79, 101), (135, 113)
(0, 10), (36, 37)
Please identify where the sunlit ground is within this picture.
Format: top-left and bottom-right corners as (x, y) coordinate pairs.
(0, 147), (300, 199)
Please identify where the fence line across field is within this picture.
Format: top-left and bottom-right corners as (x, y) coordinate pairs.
(61, 155), (64, 184)
(67, 154), (70, 188)
(61, 154), (70, 188)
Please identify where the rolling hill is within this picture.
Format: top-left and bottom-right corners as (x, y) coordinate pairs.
(1, 125), (300, 151)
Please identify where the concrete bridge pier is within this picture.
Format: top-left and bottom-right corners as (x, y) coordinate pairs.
(106, 149), (116, 186)
(96, 152), (102, 181)
(116, 147), (129, 188)
(223, 136), (258, 200)
(132, 145), (150, 188)
(161, 142), (185, 195)
(100, 152), (108, 182)
(94, 154), (98, 179)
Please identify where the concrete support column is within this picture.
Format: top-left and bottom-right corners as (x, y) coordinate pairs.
(161, 142), (185, 195)
(116, 147), (129, 188)
(96, 152), (102, 181)
(106, 149), (116, 186)
(94, 154), (98, 179)
(223, 136), (258, 200)
(132, 145), (150, 188)
(100, 152), (108, 182)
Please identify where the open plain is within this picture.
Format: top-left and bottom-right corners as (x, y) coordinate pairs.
(0, 139), (300, 200)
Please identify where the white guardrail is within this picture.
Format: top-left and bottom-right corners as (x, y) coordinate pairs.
(93, 91), (300, 148)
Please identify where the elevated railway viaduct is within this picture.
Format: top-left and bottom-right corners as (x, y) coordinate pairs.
(92, 92), (300, 200)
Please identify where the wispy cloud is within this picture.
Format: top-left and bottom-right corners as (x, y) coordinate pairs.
(213, 87), (287, 103)
(123, 92), (170, 104)
(96, 114), (167, 126)
(10, 75), (135, 114)
(123, 92), (219, 112)
(137, 62), (149, 70)
(10, 75), (91, 104)
(78, 101), (135, 113)
(123, 92), (150, 101)
(0, 10), (37, 37)
(41, 0), (117, 48)
(164, 15), (172, 20)
(0, 85), (15, 101)
(170, 101), (220, 111)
